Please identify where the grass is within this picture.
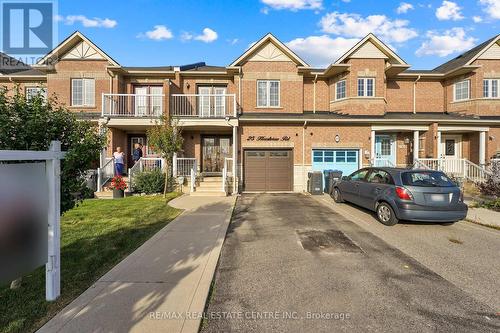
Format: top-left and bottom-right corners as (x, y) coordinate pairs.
(0, 194), (181, 333)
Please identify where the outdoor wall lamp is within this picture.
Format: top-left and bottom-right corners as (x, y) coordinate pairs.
(186, 83), (190, 89)
(335, 134), (340, 143)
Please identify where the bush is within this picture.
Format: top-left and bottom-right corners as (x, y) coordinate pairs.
(477, 161), (500, 198)
(133, 169), (165, 194)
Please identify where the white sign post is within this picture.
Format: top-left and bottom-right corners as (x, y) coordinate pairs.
(0, 140), (65, 301)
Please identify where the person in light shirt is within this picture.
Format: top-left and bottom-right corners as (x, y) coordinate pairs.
(113, 147), (125, 176)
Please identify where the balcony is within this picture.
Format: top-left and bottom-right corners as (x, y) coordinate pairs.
(102, 94), (164, 117)
(170, 94), (236, 118)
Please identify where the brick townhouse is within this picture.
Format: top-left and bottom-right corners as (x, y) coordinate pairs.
(1, 31), (500, 194)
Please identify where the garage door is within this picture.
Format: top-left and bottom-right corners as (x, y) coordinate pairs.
(244, 149), (293, 191)
(312, 149), (359, 178)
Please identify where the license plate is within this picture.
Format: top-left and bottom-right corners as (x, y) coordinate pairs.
(430, 194), (446, 202)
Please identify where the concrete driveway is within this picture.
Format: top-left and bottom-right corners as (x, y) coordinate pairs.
(201, 194), (499, 333)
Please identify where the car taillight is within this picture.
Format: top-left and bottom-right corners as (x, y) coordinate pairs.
(395, 186), (413, 200)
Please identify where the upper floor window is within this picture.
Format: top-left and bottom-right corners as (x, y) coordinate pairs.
(26, 87), (47, 102)
(257, 80), (280, 107)
(357, 78), (374, 97)
(483, 79), (499, 98)
(336, 80), (346, 100)
(71, 78), (95, 107)
(453, 80), (469, 101)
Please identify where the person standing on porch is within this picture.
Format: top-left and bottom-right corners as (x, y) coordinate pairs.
(113, 147), (125, 176)
(132, 143), (143, 165)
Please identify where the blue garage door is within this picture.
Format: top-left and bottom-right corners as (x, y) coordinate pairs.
(312, 149), (359, 178)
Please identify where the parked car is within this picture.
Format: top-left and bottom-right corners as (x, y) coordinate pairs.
(331, 167), (468, 226)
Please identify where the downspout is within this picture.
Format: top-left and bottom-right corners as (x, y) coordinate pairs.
(238, 66), (242, 114)
(413, 75), (421, 114)
(303, 121), (307, 192)
(313, 74), (318, 113)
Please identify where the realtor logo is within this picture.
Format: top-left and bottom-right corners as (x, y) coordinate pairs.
(1, 0), (55, 54)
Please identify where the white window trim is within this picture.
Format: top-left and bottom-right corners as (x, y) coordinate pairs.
(256, 80), (280, 108)
(335, 79), (347, 100)
(357, 77), (375, 97)
(453, 79), (470, 102)
(483, 79), (499, 99)
(71, 78), (95, 107)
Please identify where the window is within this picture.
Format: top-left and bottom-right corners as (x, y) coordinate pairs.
(350, 169), (368, 181)
(71, 78), (95, 106)
(367, 169), (393, 184)
(483, 79), (499, 98)
(453, 80), (469, 101)
(401, 171), (455, 187)
(257, 80), (280, 107)
(25, 87), (47, 101)
(357, 78), (374, 97)
(445, 139), (455, 156)
(336, 80), (346, 100)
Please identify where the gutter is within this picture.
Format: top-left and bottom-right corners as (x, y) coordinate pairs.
(413, 75), (421, 114)
(238, 117), (500, 124)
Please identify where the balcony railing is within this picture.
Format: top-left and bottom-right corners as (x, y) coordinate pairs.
(170, 94), (236, 118)
(102, 93), (164, 117)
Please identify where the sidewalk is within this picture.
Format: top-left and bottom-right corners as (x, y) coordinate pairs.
(38, 194), (236, 333)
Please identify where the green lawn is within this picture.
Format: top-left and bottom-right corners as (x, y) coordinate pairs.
(0, 194), (182, 333)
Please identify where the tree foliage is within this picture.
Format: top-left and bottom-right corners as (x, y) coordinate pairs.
(0, 87), (105, 213)
(146, 115), (183, 196)
(477, 161), (500, 198)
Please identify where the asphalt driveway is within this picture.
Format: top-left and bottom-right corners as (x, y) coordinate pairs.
(201, 194), (499, 333)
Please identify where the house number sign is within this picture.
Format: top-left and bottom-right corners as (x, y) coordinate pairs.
(247, 136), (291, 141)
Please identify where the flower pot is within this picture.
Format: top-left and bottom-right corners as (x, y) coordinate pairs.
(113, 189), (124, 198)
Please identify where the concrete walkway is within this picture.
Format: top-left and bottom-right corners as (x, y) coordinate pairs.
(38, 194), (236, 333)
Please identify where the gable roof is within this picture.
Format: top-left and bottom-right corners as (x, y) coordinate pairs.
(335, 33), (407, 65)
(432, 34), (500, 73)
(229, 33), (309, 67)
(36, 31), (119, 66)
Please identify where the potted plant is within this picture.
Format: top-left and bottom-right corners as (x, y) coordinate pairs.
(110, 176), (127, 198)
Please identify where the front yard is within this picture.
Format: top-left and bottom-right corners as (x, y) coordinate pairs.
(0, 194), (182, 333)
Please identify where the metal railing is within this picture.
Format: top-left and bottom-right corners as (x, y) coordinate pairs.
(97, 157), (114, 191)
(170, 94), (236, 118)
(175, 157), (197, 176)
(222, 157), (234, 194)
(416, 158), (491, 182)
(102, 93), (164, 117)
(128, 157), (164, 191)
(371, 158), (395, 167)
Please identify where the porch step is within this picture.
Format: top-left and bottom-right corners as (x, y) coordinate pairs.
(196, 182), (224, 189)
(199, 176), (223, 182)
(94, 191), (113, 199)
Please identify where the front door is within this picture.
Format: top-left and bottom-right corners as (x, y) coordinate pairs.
(441, 134), (463, 174)
(202, 136), (232, 174)
(128, 135), (146, 168)
(375, 135), (396, 167)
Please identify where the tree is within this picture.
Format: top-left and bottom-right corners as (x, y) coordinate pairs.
(146, 114), (184, 197)
(0, 86), (105, 213)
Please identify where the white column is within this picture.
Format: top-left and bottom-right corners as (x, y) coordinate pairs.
(370, 130), (376, 165)
(46, 141), (61, 301)
(413, 130), (419, 162)
(172, 153), (177, 177)
(479, 131), (486, 167)
(436, 131), (442, 158)
(232, 125), (238, 194)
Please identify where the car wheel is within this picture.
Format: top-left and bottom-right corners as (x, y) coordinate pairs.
(332, 187), (344, 203)
(376, 202), (398, 226)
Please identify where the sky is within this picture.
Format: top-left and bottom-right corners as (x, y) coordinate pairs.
(52, 0), (500, 70)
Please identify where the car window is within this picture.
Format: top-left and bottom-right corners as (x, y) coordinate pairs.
(401, 171), (455, 187)
(367, 169), (394, 184)
(350, 169), (368, 181)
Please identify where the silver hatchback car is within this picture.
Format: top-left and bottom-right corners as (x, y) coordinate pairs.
(331, 167), (468, 226)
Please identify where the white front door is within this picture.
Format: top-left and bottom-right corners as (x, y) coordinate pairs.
(375, 134), (396, 167)
(134, 87), (147, 116)
(440, 134), (463, 175)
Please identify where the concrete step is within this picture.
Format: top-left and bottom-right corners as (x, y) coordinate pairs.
(190, 191), (227, 197)
(197, 182), (224, 189)
(94, 191), (113, 199)
(199, 177), (223, 182)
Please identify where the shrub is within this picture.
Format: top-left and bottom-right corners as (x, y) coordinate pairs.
(133, 169), (165, 194)
(477, 161), (500, 198)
